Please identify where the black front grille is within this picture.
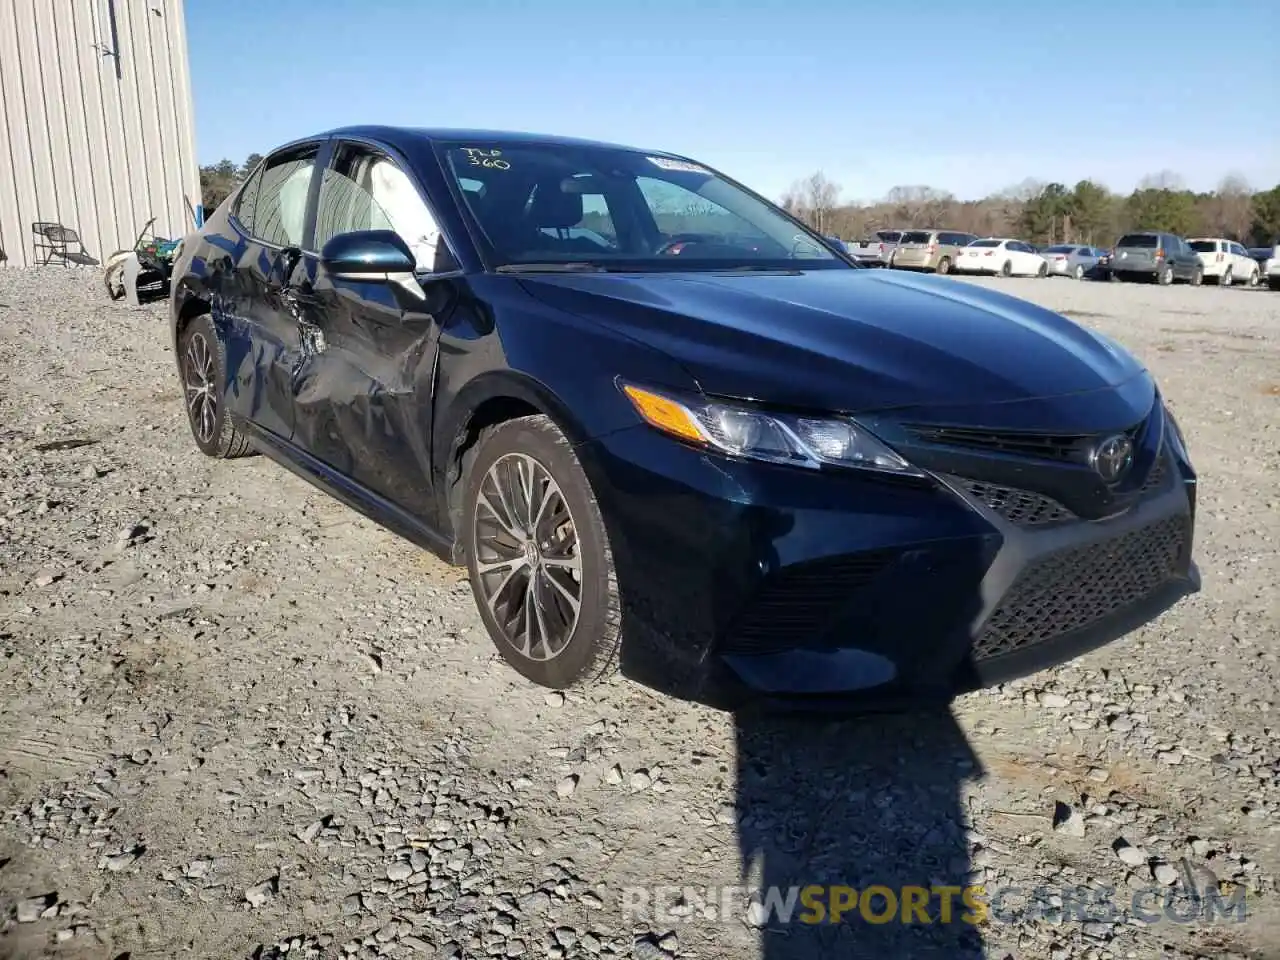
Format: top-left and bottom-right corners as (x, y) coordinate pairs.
(904, 420), (1143, 465)
(973, 513), (1187, 660)
(956, 479), (1076, 526)
(720, 551), (897, 655)
(1138, 447), (1169, 495)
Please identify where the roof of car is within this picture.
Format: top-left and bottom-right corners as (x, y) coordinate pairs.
(316, 125), (680, 157)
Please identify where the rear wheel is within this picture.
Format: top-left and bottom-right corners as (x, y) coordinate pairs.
(1073, 264), (1084, 280)
(1037, 261), (1048, 278)
(1158, 264), (1174, 285)
(1000, 260), (1012, 278)
(179, 314), (254, 459)
(1247, 268), (1259, 287)
(936, 256), (951, 275)
(1190, 267), (1203, 287)
(462, 415), (621, 690)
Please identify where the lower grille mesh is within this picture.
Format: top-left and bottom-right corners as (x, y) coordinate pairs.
(958, 480), (1075, 526)
(720, 551), (896, 655)
(973, 514), (1187, 660)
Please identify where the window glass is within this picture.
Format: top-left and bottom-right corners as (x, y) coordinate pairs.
(876, 230), (902, 242)
(233, 168), (263, 233)
(254, 147), (318, 247)
(969, 239), (1000, 248)
(901, 230), (933, 244)
(1117, 234), (1158, 248)
(314, 144), (447, 271)
(1188, 240), (1216, 253)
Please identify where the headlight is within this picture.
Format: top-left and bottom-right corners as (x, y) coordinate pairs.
(620, 382), (924, 476)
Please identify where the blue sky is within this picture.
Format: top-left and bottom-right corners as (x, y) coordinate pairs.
(187, 0), (1279, 203)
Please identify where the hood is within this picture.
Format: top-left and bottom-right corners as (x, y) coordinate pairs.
(518, 268), (1149, 419)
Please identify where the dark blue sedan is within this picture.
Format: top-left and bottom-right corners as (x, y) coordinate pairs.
(168, 126), (1199, 708)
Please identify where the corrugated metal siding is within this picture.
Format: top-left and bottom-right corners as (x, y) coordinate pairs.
(0, 0), (199, 268)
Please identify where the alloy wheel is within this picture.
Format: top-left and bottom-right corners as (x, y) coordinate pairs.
(183, 332), (217, 444)
(472, 453), (583, 662)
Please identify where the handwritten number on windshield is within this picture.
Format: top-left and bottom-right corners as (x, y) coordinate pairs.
(462, 148), (511, 171)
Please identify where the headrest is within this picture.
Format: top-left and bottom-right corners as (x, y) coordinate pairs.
(526, 180), (584, 228)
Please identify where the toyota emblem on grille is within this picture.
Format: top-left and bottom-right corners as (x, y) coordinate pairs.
(1091, 434), (1134, 483)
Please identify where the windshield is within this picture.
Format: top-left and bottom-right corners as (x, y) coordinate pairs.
(969, 239), (1000, 248)
(436, 141), (844, 271)
(1117, 234), (1158, 248)
(1188, 240), (1217, 253)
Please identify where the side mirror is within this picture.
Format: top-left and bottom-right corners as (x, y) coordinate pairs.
(321, 230), (415, 281)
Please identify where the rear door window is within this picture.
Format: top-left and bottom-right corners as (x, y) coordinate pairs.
(253, 145), (321, 248)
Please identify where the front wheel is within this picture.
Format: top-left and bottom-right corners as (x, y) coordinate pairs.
(1247, 269), (1259, 287)
(1073, 264), (1085, 280)
(1220, 267), (1233, 287)
(1037, 261), (1048, 278)
(1000, 260), (1012, 278)
(1158, 264), (1174, 285)
(462, 415), (621, 690)
(178, 314), (255, 459)
(936, 257), (951, 275)
(1190, 267), (1203, 287)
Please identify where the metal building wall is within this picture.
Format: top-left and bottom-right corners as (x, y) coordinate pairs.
(0, 0), (200, 268)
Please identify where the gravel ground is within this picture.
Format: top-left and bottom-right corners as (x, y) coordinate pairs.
(0, 267), (1277, 960)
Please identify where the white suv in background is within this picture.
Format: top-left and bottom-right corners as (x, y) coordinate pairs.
(1187, 237), (1260, 286)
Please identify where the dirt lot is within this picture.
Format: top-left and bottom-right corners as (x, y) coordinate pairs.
(0, 268), (1277, 960)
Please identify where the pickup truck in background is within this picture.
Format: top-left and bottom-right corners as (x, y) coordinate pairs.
(847, 229), (904, 266)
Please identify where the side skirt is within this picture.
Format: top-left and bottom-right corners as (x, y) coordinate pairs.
(235, 418), (459, 565)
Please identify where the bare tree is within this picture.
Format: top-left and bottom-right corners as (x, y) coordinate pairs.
(885, 185), (956, 227)
(789, 172), (840, 234)
(1137, 170), (1185, 191)
(1212, 174), (1253, 240)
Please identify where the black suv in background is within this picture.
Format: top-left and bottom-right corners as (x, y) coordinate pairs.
(1108, 232), (1204, 285)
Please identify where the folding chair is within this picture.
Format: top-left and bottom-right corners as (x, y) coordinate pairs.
(31, 221), (100, 266)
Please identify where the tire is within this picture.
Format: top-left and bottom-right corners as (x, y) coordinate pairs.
(1037, 261), (1048, 278)
(1158, 264), (1174, 285)
(1220, 267), (1233, 287)
(1190, 267), (1203, 287)
(936, 256), (951, 275)
(1247, 269), (1259, 288)
(462, 414), (621, 690)
(1073, 264), (1084, 280)
(999, 260), (1012, 278)
(178, 314), (255, 459)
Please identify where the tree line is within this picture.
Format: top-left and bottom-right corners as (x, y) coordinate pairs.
(200, 156), (1280, 249)
(782, 171), (1280, 248)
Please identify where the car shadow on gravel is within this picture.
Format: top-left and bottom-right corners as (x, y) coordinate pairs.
(734, 708), (985, 959)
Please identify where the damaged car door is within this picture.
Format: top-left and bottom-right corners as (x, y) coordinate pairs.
(219, 143), (321, 443)
(288, 140), (456, 522)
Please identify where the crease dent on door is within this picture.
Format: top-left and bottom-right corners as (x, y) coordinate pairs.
(292, 321), (440, 512)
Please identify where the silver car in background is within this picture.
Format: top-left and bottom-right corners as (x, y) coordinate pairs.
(1041, 244), (1107, 279)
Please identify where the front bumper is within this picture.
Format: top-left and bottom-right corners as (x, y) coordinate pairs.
(578, 416), (1198, 710)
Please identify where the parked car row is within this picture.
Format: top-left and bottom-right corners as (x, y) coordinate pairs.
(843, 227), (1280, 289)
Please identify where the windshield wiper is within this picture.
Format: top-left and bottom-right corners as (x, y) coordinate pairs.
(495, 262), (607, 273)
